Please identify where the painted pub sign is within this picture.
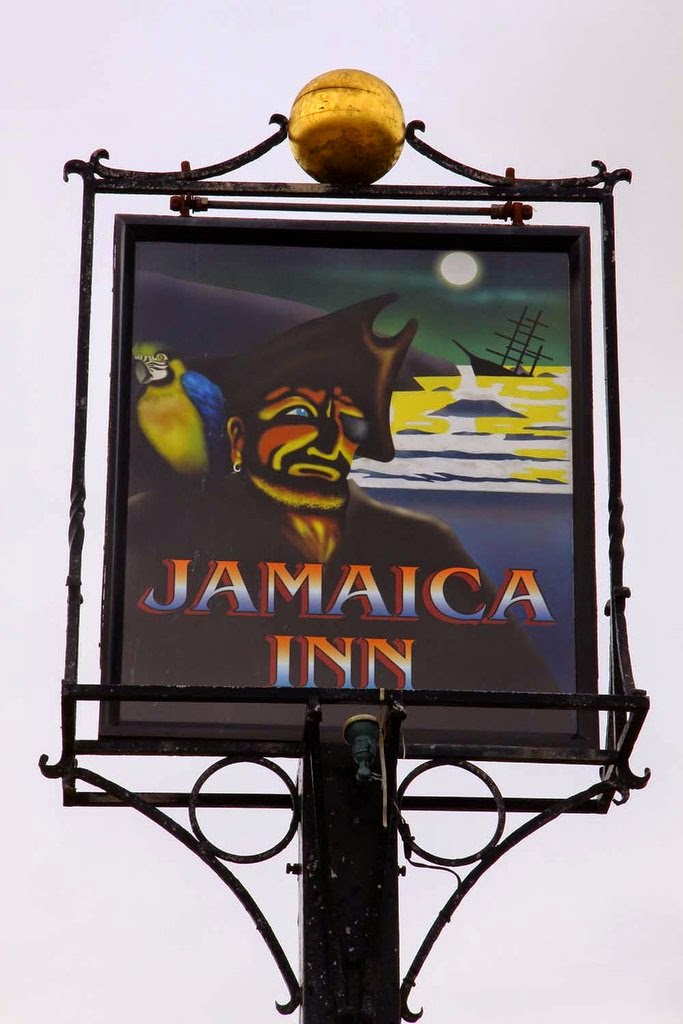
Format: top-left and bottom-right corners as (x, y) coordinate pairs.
(100, 217), (596, 747)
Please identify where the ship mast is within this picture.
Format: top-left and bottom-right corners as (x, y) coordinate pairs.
(486, 306), (552, 374)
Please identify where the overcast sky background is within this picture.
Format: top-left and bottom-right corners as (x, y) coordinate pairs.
(3, 3), (681, 1022)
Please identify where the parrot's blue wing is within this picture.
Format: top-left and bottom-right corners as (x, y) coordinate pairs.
(181, 370), (228, 475)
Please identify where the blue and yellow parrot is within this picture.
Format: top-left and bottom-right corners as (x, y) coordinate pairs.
(132, 343), (227, 485)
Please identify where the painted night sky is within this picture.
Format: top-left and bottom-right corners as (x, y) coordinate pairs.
(135, 238), (572, 366)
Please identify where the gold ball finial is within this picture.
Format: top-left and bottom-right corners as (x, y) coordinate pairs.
(288, 69), (405, 186)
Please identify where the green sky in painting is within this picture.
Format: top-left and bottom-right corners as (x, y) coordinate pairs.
(137, 239), (572, 366)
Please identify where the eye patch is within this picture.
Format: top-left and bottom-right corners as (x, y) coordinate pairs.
(340, 413), (369, 444)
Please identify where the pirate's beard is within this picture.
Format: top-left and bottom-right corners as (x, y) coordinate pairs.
(244, 455), (351, 514)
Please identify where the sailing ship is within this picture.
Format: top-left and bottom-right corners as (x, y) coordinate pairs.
(453, 306), (554, 377)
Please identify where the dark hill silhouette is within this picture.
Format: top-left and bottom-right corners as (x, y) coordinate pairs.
(438, 399), (525, 418)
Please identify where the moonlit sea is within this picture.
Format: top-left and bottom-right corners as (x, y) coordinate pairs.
(351, 365), (572, 495)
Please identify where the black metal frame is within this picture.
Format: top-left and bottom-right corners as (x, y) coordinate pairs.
(99, 213), (597, 750)
(41, 114), (650, 1021)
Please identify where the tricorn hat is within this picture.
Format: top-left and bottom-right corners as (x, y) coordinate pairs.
(226, 293), (417, 462)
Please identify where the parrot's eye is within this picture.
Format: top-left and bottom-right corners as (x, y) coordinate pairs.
(154, 352), (168, 363)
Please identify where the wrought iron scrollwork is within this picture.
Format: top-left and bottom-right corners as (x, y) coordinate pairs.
(39, 754), (302, 1016)
(189, 756), (299, 863)
(609, 761), (651, 805)
(397, 760), (505, 867)
(39, 749), (72, 780)
(63, 114), (289, 185)
(603, 585), (651, 804)
(405, 120), (632, 191)
(396, 767), (631, 1023)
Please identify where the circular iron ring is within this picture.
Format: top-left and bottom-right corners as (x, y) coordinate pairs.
(397, 759), (506, 867)
(189, 757), (299, 864)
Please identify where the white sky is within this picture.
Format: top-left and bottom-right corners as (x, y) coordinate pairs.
(3, 2), (681, 1022)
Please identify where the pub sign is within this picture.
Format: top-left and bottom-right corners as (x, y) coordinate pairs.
(100, 217), (596, 747)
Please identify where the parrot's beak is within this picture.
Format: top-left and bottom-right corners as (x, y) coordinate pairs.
(134, 358), (152, 386)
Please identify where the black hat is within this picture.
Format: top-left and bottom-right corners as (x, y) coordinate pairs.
(227, 293), (417, 462)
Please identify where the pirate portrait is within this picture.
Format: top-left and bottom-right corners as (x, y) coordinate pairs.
(113, 282), (571, 742)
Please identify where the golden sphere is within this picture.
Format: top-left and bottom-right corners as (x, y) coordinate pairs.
(288, 69), (405, 186)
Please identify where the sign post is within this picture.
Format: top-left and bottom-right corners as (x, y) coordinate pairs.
(41, 70), (649, 1022)
(299, 705), (403, 1023)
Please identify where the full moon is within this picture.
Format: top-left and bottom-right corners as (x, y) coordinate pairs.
(439, 251), (480, 287)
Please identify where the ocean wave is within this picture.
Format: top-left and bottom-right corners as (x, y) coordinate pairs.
(352, 453), (571, 493)
(351, 467), (568, 493)
(390, 449), (566, 463)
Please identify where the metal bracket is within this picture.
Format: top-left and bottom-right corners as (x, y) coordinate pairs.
(39, 752), (302, 1015)
(397, 768), (621, 1022)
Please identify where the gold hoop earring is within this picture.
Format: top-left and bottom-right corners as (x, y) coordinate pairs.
(233, 453), (242, 474)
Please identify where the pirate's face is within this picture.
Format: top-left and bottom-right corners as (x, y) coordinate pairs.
(228, 385), (369, 512)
